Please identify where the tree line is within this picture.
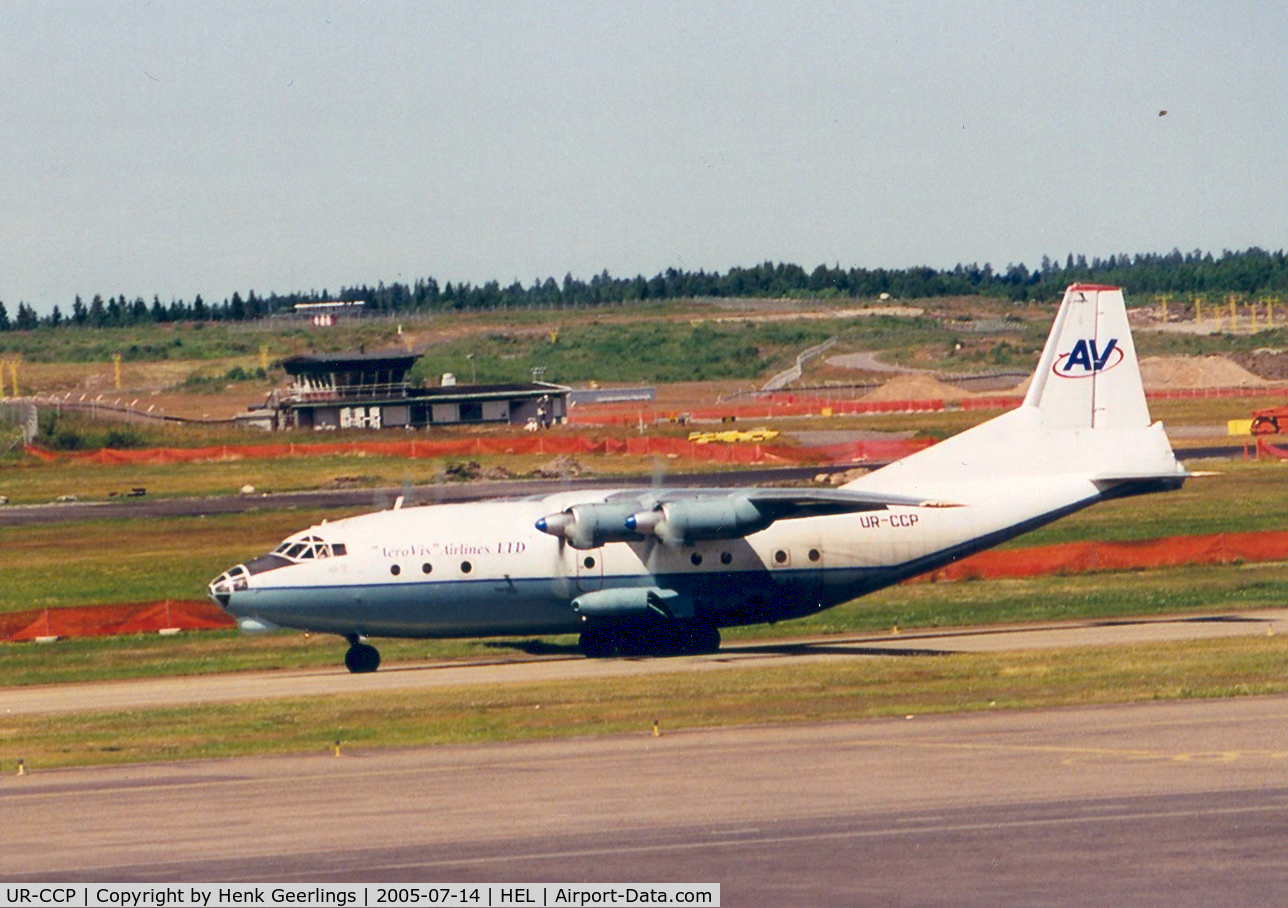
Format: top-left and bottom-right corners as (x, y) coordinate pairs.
(2, 246), (1287, 331)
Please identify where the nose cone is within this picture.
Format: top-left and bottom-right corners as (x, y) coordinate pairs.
(535, 512), (573, 536)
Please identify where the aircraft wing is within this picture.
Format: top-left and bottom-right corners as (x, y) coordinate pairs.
(537, 487), (943, 548)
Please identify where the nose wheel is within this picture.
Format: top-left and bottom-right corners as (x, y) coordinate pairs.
(344, 638), (381, 673)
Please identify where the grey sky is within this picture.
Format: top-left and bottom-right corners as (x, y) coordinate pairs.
(4, 1), (1285, 313)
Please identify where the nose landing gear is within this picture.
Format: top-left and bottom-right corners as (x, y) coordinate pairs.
(344, 636), (381, 673)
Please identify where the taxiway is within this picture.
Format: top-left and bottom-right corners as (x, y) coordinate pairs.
(4, 697), (1288, 905)
(2, 608), (1286, 716)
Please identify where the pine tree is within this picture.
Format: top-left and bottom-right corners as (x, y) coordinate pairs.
(15, 302), (38, 330)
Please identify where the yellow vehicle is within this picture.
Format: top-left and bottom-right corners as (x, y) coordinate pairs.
(687, 427), (779, 444)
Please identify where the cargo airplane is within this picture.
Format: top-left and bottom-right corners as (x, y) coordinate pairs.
(209, 284), (1187, 672)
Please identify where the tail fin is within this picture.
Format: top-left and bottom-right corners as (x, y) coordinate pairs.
(1022, 284), (1151, 430)
(845, 283), (1183, 499)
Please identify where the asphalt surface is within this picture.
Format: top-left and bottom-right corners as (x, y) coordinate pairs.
(6, 696), (1288, 905)
(0, 448), (1241, 526)
(3, 609), (1286, 717)
(0, 466), (842, 526)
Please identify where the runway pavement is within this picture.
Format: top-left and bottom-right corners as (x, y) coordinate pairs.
(0, 449), (1238, 527)
(5, 697), (1288, 905)
(3, 608), (1286, 717)
(0, 467), (839, 527)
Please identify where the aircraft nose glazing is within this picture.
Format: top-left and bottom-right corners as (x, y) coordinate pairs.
(208, 565), (249, 608)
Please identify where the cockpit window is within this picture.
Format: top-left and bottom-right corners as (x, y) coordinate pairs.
(272, 533), (347, 562)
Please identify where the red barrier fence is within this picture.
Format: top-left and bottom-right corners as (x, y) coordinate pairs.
(924, 529), (1288, 583)
(1, 600), (233, 642)
(7, 528), (1288, 643)
(570, 384), (1283, 426)
(568, 398), (955, 425)
(23, 435), (934, 467)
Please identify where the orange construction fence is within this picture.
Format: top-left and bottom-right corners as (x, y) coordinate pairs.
(1, 600), (233, 642)
(24, 435), (934, 467)
(568, 397), (953, 425)
(569, 384), (1280, 427)
(924, 529), (1288, 582)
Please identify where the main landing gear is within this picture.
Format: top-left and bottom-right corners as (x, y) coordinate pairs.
(578, 620), (721, 658)
(344, 635), (381, 673)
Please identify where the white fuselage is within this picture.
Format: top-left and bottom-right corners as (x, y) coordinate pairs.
(212, 475), (1102, 639)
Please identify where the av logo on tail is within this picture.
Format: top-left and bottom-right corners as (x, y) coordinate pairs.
(1054, 338), (1122, 378)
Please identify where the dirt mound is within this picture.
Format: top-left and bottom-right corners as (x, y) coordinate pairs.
(861, 373), (972, 402)
(990, 355), (1269, 396)
(530, 455), (588, 479)
(1139, 355), (1266, 389)
(1231, 349), (1288, 381)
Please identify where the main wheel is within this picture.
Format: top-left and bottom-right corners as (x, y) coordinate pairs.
(344, 642), (381, 673)
(579, 626), (618, 658)
(685, 622), (721, 654)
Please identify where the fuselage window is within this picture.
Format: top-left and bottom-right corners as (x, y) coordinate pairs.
(720, 551), (732, 565)
(332, 543), (347, 556)
(422, 562), (433, 574)
(690, 552), (703, 566)
(808, 548), (821, 562)
(461, 560), (473, 574)
(583, 556), (596, 570)
(390, 564), (401, 576)
(774, 549), (789, 565)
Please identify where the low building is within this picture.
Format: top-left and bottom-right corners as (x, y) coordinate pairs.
(241, 351), (569, 431)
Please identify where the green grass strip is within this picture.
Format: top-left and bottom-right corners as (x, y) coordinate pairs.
(4, 635), (1286, 770)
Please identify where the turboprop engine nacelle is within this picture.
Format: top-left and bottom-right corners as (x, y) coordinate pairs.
(535, 500), (645, 550)
(571, 586), (694, 618)
(626, 496), (773, 546)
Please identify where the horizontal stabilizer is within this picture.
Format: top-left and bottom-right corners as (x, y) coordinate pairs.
(736, 487), (942, 517)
